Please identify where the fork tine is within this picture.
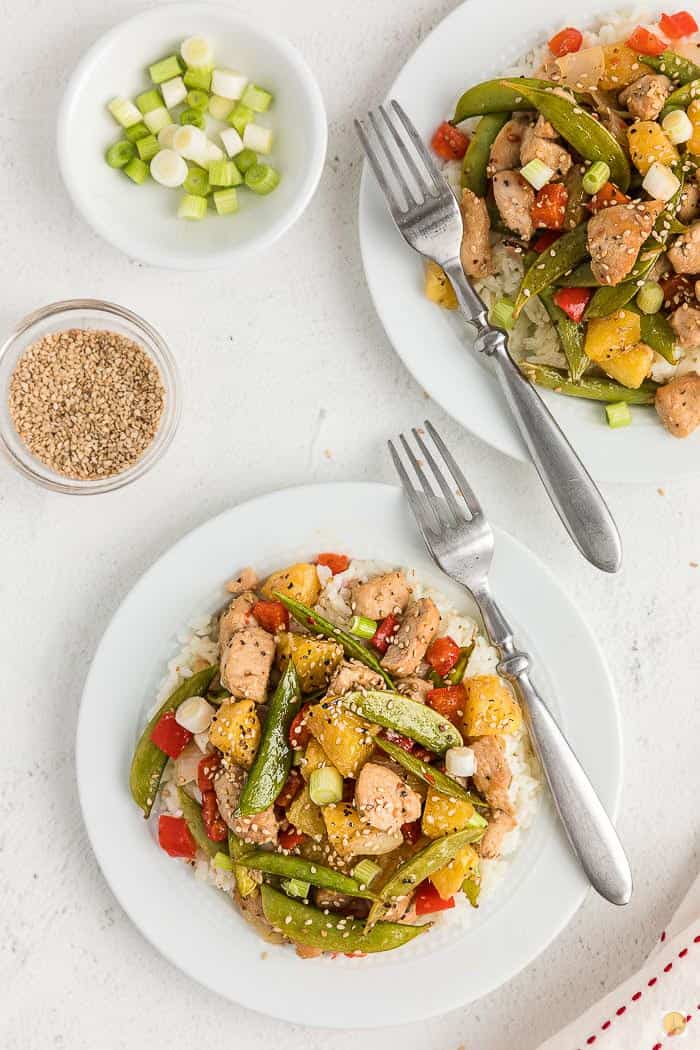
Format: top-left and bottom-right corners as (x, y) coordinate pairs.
(423, 420), (483, 518)
(378, 104), (436, 200)
(399, 432), (452, 529)
(388, 440), (436, 549)
(389, 99), (442, 192)
(411, 426), (464, 520)
(355, 118), (407, 216)
(368, 111), (419, 209)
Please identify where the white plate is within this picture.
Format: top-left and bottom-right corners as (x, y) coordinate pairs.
(58, 3), (327, 270)
(76, 482), (622, 1027)
(358, 0), (700, 482)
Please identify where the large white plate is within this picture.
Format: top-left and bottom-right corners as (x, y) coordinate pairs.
(76, 483), (622, 1027)
(358, 0), (700, 482)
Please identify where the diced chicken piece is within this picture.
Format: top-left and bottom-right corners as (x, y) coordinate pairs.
(520, 123), (572, 175)
(587, 201), (664, 286)
(326, 659), (384, 697)
(479, 810), (517, 859)
(668, 221), (700, 274)
(219, 590), (257, 652)
(381, 597), (441, 677)
(355, 762), (422, 834)
(236, 889), (286, 944)
(533, 115), (558, 139)
(314, 888), (371, 918)
(350, 570), (411, 620)
(487, 115), (530, 175)
(619, 74), (672, 120)
(470, 736), (514, 815)
(382, 893), (419, 924)
(670, 303), (700, 348)
(655, 373), (700, 437)
(395, 675), (433, 704)
(680, 183), (700, 225)
(220, 626), (275, 702)
(695, 279), (700, 300)
(588, 90), (629, 150)
(492, 170), (535, 241)
(214, 765), (279, 844)
(460, 188), (493, 279)
(225, 566), (258, 595)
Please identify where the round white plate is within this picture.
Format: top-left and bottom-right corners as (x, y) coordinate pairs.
(58, 3), (327, 270)
(76, 482), (622, 1027)
(358, 0), (700, 482)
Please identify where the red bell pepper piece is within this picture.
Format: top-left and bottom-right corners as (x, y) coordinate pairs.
(533, 230), (562, 253)
(150, 710), (192, 759)
(552, 287), (593, 324)
(371, 613), (397, 654)
(279, 827), (306, 850)
(588, 182), (630, 214)
(251, 599), (289, 633)
(288, 705), (311, 749)
(277, 769), (303, 809)
(158, 814), (197, 859)
(316, 552), (350, 574)
(201, 789), (228, 842)
(401, 820), (422, 844)
(627, 25), (667, 54)
(548, 27), (583, 57)
(431, 121), (470, 161)
(426, 684), (466, 725)
(660, 10), (698, 37)
(197, 751), (222, 793)
(426, 635), (461, 676)
(532, 182), (568, 230)
(415, 880), (455, 915)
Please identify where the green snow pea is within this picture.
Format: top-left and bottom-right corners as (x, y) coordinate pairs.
(236, 850), (378, 900)
(521, 363), (657, 404)
(642, 50), (700, 85)
(661, 78), (700, 118)
(129, 664), (218, 817)
(540, 289), (589, 382)
(555, 261), (599, 287)
(563, 164), (588, 231)
(452, 77), (578, 121)
(229, 830), (258, 898)
(461, 112), (509, 197)
(178, 788), (227, 859)
(514, 223), (589, 317)
(636, 310), (679, 365)
(341, 690), (462, 753)
(373, 735), (488, 809)
(260, 884), (429, 953)
(238, 662), (301, 816)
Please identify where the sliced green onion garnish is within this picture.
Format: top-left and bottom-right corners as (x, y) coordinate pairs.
(123, 157), (149, 184)
(179, 107), (205, 129)
(136, 134), (160, 162)
(520, 158), (554, 190)
(489, 296), (516, 331)
(636, 280), (664, 315)
(208, 159), (242, 187)
(582, 160), (611, 196)
(605, 402), (632, 429)
(349, 614), (378, 640)
(183, 165), (210, 196)
(144, 106), (171, 134)
(240, 83), (273, 113)
(186, 89), (209, 111)
(351, 859), (381, 887)
(229, 102), (254, 135)
(234, 148), (257, 174)
(309, 766), (343, 806)
(177, 193), (208, 220)
(124, 122), (150, 143)
(106, 140), (136, 169)
(244, 163), (280, 195)
(107, 97), (142, 129)
(208, 94), (234, 121)
(149, 55), (182, 85)
(214, 852), (233, 870)
(136, 89), (163, 115)
(213, 188), (239, 215)
(281, 878), (311, 899)
(184, 66), (212, 92)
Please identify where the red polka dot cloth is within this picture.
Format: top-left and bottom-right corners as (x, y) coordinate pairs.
(538, 875), (700, 1049)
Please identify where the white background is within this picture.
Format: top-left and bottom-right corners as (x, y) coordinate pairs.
(1, 0), (699, 1047)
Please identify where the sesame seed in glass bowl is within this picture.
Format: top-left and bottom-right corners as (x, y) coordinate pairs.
(0, 299), (181, 494)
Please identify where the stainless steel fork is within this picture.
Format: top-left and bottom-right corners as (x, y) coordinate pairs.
(389, 420), (632, 906)
(357, 100), (622, 575)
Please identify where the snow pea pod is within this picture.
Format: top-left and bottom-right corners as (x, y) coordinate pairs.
(643, 50), (700, 85)
(540, 289), (589, 382)
(502, 82), (631, 190)
(275, 592), (393, 687)
(661, 78), (700, 118)
(584, 281), (638, 320)
(638, 310), (679, 365)
(129, 664), (218, 817)
(229, 830), (258, 898)
(341, 690), (462, 753)
(453, 77), (575, 121)
(178, 787), (227, 858)
(236, 850), (378, 899)
(238, 662), (302, 816)
(373, 735), (488, 809)
(555, 261), (599, 287)
(521, 362), (657, 403)
(563, 165), (588, 231)
(461, 112), (509, 197)
(514, 223), (589, 317)
(260, 884), (429, 953)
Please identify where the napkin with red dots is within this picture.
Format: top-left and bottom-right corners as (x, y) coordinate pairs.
(538, 874), (700, 1049)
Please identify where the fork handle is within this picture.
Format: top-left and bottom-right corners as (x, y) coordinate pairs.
(473, 583), (633, 906)
(443, 262), (622, 574)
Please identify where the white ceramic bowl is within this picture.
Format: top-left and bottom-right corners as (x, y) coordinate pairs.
(58, 3), (327, 269)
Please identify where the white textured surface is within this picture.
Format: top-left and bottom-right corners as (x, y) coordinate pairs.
(0, 0), (699, 1047)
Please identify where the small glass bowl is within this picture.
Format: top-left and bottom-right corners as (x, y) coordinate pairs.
(0, 299), (181, 494)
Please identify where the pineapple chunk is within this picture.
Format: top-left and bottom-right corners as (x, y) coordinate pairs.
(261, 562), (321, 606)
(599, 342), (654, 388)
(463, 674), (523, 737)
(276, 631), (343, 693)
(305, 701), (375, 777)
(286, 785), (326, 839)
(599, 44), (650, 90)
(431, 844), (480, 900)
(299, 737), (330, 782)
(209, 698), (261, 768)
(421, 786), (477, 839)
(627, 120), (679, 176)
(322, 802), (402, 858)
(585, 309), (640, 363)
(686, 100), (700, 155)
(425, 261), (458, 309)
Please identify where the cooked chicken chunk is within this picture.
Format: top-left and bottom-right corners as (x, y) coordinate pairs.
(220, 626), (275, 702)
(396, 675), (433, 704)
(225, 566), (258, 596)
(492, 170), (535, 241)
(480, 810), (517, 859)
(587, 200), (664, 286)
(619, 74), (672, 120)
(235, 889), (286, 944)
(326, 659), (384, 696)
(314, 888), (370, 917)
(460, 188), (493, 279)
(350, 570), (411, 620)
(670, 303), (700, 348)
(590, 90), (630, 151)
(382, 893), (419, 924)
(471, 736), (514, 815)
(219, 590), (256, 652)
(381, 597), (441, 677)
(520, 122), (572, 175)
(679, 183), (700, 225)
(655, 373), (700, 437)
(355, 762), (422, 834)
(668, 221), (700, 274)
(214, 765), (279, 844)
(487, 115), (529, 175)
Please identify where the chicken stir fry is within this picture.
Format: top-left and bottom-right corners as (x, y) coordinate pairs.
(130, 557), (533, 958)
(426, 10), (700, 438)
